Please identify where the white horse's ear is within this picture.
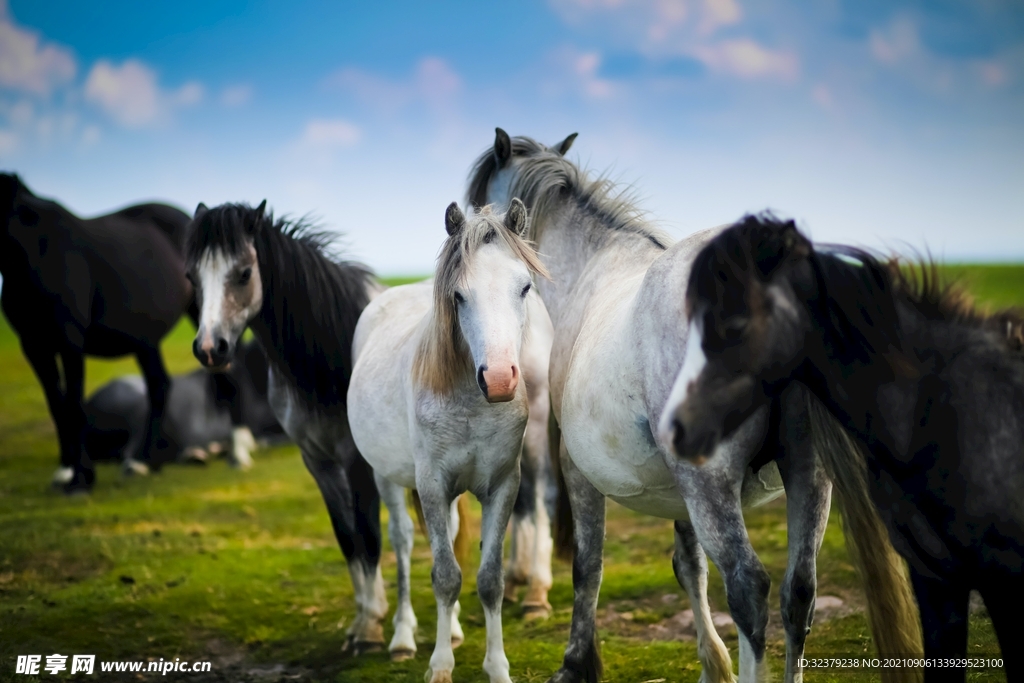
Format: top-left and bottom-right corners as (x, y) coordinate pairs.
(445, 201), (465, 236)
(494, 128), (512, 166)
(554, 132), (578, 156)
(194, 202), (209, 219)
(504, 198), (527, 236)
(250, 199), (267, 236)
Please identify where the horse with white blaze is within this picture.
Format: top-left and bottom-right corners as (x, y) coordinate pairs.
(347, 199), (550, 683)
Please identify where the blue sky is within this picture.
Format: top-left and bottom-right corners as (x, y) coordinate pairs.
(2, 0), (1022, 273)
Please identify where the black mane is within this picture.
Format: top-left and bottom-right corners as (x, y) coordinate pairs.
(186, 203), (373, 411)
(691, 214), (1024, 371)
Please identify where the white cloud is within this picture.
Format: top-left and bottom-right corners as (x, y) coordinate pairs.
(298, 118), (361, 148)
(83, 58), (203, 128)
(693, 38), (798, 80)
(0, 3), (76, 95)
(220, 84), (253, 107)
(867, 14), (1018, 95)
(550, 0), (798, 82)
(325, 57), (462, 114)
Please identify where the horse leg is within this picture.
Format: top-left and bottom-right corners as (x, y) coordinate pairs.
(684, 474), (772, 683)
(505, 460), (535, 604)
(58, 348), (92, 492)
(213, 371), (253, 469)
(910, 568), (968, 683)
(415, 473), (461, 683)
(375, 473), (417, 661)
(477, 459), (521, 683)
(448, 497), (465, 648)
(977, 574), (1024, 681)
(21, 344), (73, 485)
(134, 344), (171, 472)
(777, 388), (833, 683)
(548, 446), (605, 683)
(521, 407), (554, 619)
(672, 520), (736, 683)
(301, 445), (386, 654)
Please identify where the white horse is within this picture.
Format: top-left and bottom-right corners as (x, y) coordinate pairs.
(347, 200), (550, 683)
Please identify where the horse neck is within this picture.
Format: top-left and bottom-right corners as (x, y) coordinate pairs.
(247, 229), (369, 410)
(533, 201), (665, 326)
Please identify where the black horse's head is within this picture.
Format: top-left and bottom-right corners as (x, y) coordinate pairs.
(185, 201), (268, 369)
(659, 214), (817, 462)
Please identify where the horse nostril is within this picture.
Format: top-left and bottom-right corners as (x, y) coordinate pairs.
(510, 364), (518, 380)
(215, 337), (229, 356)
(477, 365), (488, 397)
(671, 418), (686, 455)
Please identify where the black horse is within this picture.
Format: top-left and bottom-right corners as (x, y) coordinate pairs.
(1, 173), (197, 491)
(668, 215), (1024, 682)
(184, 201), (387, 651)
(84, 340), (284, 468)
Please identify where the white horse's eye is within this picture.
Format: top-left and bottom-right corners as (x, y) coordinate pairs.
(454, 291), (465, 305)
(520, 283), (531, 298)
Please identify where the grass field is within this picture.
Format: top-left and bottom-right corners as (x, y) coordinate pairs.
(1, 267), (1020, 682)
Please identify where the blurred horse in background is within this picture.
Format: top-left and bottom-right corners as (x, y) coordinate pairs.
(84, 340), (284, 469)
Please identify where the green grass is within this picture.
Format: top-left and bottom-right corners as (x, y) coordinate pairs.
(1, 266), (1020, 682)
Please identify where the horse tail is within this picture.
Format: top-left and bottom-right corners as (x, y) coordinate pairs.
(409, 489), (427, 535)
(549, 403), (574, 561)
(453, 493), (471, 571)
(806, 392), (923, 683)
(409, 489), (472, 571)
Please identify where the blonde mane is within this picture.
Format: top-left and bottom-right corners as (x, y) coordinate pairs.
(413, 205), (549, 396)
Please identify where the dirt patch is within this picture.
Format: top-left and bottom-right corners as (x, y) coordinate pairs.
(597, 593), (859, 643)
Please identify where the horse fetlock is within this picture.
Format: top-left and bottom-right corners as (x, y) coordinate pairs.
(230, 426), (256, 469)
(51, 467), (74, 486)
(389, 614), (418, 660)
(122, 459), (151, 477)
(483, 652), (512, 683)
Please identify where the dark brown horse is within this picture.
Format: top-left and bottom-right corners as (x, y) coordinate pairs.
(1, 173), (193, 492)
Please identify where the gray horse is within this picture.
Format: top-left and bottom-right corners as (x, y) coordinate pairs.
(467, 130), (918, 683)
(84, 341), (283, 468)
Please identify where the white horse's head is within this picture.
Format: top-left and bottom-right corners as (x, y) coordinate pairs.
(185, 201), (266, 369)
(415, 199), (548, 402)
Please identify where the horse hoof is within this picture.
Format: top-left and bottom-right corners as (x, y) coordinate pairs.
(522, 602), (552, 621)
(424, 668), (453, 683)
(390, 648), (416, 662)
(122, 460), (150, 477)
(179, 447), (209, 465)
(51, 467), (74, 486)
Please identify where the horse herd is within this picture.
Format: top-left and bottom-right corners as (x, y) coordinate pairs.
(2, 128), (1023, 683)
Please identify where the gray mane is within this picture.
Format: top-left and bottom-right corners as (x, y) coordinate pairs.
(467, 134), (670, 250)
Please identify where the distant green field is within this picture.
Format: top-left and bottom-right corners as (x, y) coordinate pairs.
(0, 265), (1019, 682)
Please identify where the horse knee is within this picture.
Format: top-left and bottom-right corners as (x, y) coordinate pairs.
(477, 565), (504, 610)
(431, 560), (462, 607)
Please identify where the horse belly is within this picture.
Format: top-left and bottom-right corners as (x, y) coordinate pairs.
(561, 393), (686, 520)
